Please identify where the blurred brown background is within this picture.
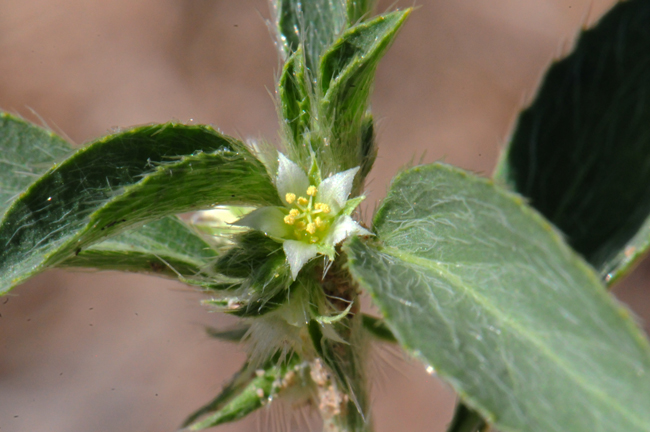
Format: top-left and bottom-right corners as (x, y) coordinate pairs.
(2, 1), (649, 431)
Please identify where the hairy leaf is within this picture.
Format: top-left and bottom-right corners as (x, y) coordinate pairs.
(60, 216), (218, 280)
(355, 112), (376, 193)
(205, 325), (249, 343)
(182, 361), (254, 429)
(446, 402), (486, 432)
(346, 0), (376, 25)
(201, 231), (294, 317)
(318, 10), (410, 174)
(361, 314), (396, 343)
(183, 356), (302, 431)
(0, 123), (280, 295)
(494, 0), (650, 283)
(0, 112), (73, 217)
(275, 0), (347, 70)
(347, 163), (650, 432)
(279, 46), (312, 158)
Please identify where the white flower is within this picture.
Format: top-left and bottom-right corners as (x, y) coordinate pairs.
(236, 153), (372, 279)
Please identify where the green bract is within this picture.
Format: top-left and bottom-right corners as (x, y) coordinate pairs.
(237, 153), (370, 279)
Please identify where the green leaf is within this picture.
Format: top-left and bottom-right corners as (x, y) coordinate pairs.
(59, 216), (218, 280)
(356, 113), (376, 191)
(346, 163), (650, 432)
(318, 10), (410, 173)
(0, 112), (73, 217)
(275, 0), (347, 70)
(0, 123), (280, 295)
(361, 314), (396, 343)
(212, 231), (290, 293)
(319, 10), (410, 97)
(279, 46), (312, 159)
(205, 325), (249, 343)
(183, 357), (302, 431)
(346, 0), (376, 25)
(493, 0), (650, 283)
(201, 231), (294, 317)
(446, 402), (486, 432)
(182, 361), (254, 429)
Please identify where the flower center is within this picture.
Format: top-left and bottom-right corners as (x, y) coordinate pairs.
(283, 186), (333, 243)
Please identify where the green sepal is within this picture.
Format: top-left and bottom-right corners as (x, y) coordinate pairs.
(0, 112), (73, 218)
(493, 0), (650, 284)
(339, 195), (365, 217)
(308, 153), (323, 186)
(0, 123), (280, 295)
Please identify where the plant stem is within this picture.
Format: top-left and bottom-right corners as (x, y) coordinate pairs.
(312, 259), (372, 431)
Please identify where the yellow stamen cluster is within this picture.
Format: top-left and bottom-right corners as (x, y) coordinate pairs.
(283, 209), (301, 225)
(314, 203), (331, 214)
(282, 185), (334, 243)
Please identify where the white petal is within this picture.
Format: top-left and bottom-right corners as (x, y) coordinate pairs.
(234, 207), (292, 238)
(325, 215), (372, 246)
(317, 167), (360, 211)
(283, 240), (319, 280)
(277, 153), (310, 204)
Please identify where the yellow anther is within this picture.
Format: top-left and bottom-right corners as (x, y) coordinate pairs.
(296, 221), (306, 229)
(306, 186), (317, 196)
(289, 209), (300, 217)
(315, 217), (324, 228)
(284, 215), (295, 225)
(306, 222), (317, 234)
(285, 193), (296, 204)
(317, 203), (331, 214)
(298, 197), (309, 206)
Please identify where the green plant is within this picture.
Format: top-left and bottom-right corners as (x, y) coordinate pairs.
(3, 1), (650, 431)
